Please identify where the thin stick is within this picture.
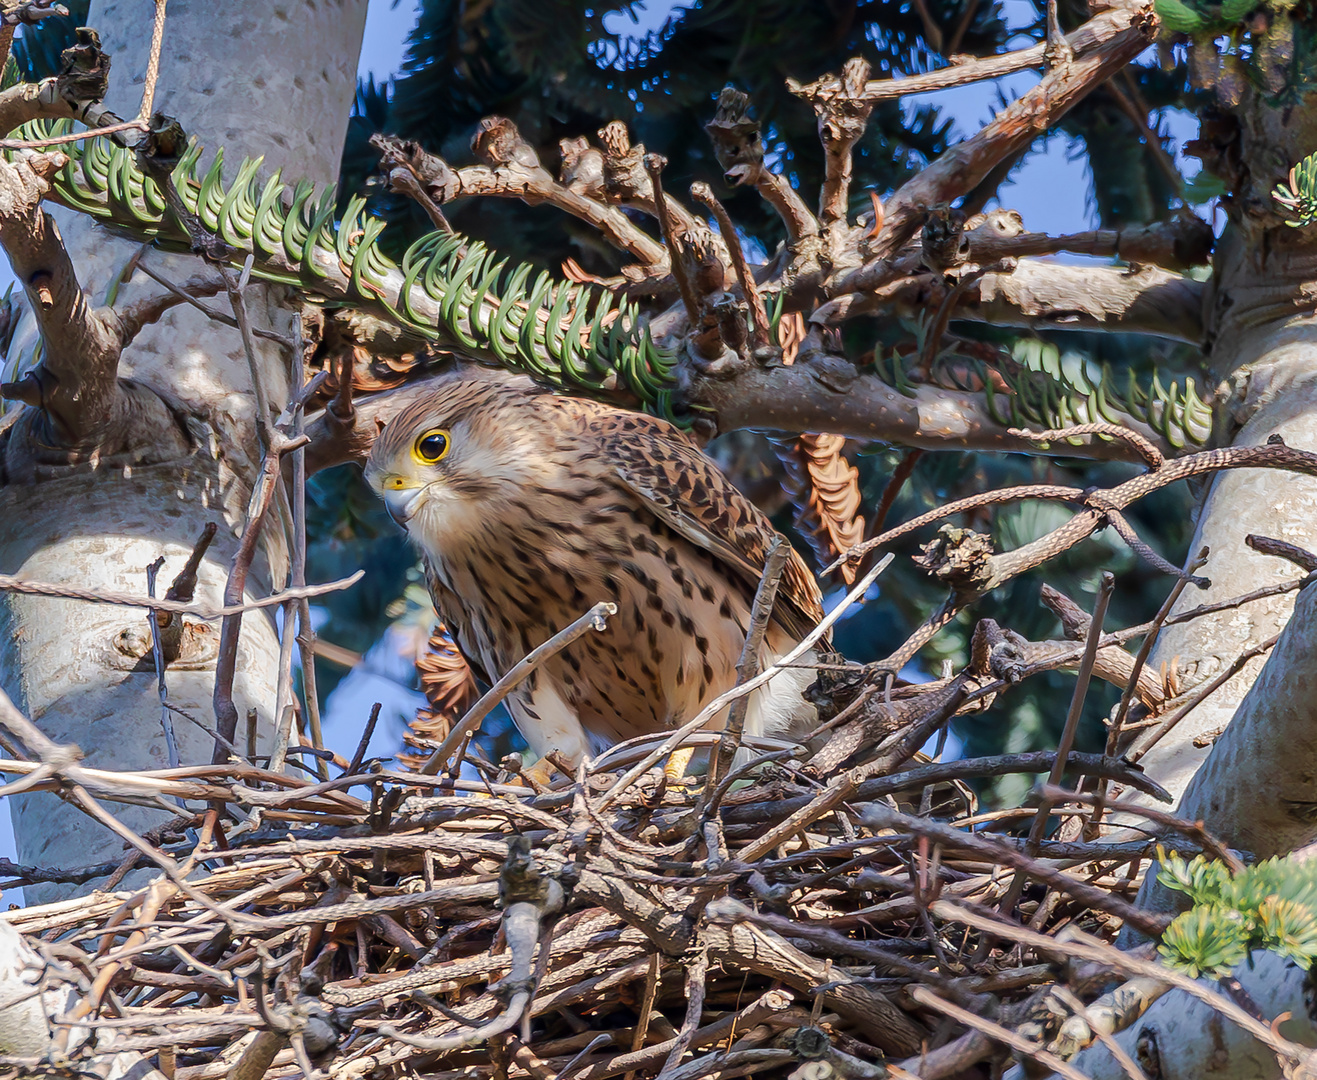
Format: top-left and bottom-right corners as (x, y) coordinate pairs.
(1127, 631), (1281, 763)
(1035, 784), (1244, 873)
(691, 182), (770, 348)
(420, 602), (617, 776)
(211, 431), (307, 765)
(907, 984), (1092, 1080)
(997, 572), (1114, 923)
(712, 537), (789, 786)
(0, 568), (359, 618)
(1107, 547), (1208, 754)
(348, 703), (382, 776)
(643, 154), (702, 329)
(132, 262), (290, 345)
(869, 448), (924, 539)
(144, 557), (179, 772)
(624, 953), (661, 1080)
(288, 315), (326, 779)
(219, 262), (273, 450)
(862, 804), (1169, 939)
(1008, 422), (1163, 468)
(661, 945), (708, 1073)
(596, 554), (894, 810)
(934, 902), (1312, 1066)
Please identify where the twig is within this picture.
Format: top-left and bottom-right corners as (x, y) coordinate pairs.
(288, 315), (327, 779)
(661, 945), (708, 1073)
(1106, 76), (1183, 198)
(143, 558), (185, 812)
(1105, 546), (1209, 758)
(1035, 784), (1244, 874)
(0, 569), (361, 618)
(868, 448), (924, 540)
(1008, 423), (1163, 468)
(1003, 572), (1113, 918)
(863, 805), (1169, 939)
(933, 902), (1313, 1067)
(219, 261), (273, 451)
(643, 155), (702, 332)
(1126, 632), (1282, 763)
(420, 603), (617, 776)
(347, 703), (382, 776)
(907, 984), (1091, 1080)
(212, 428), (309, 766)
(130, 262), (290, 345)
(1246, 533), (1317, 573)
(711, 537), (790, 787)
(690, 182), (770, 348)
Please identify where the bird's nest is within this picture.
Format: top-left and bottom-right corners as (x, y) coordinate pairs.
(0, 696), (1216, 1080)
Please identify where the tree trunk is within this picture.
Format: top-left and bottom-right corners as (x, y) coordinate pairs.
(1118, 92), (1317, 879)
(0, 0), (366, 901)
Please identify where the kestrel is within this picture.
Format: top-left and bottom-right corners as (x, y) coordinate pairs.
(364, 369), (825, 772)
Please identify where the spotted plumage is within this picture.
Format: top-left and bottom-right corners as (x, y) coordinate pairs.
(364, 369), (825, 769)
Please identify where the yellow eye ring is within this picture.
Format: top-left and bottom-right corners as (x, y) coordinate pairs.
(413, 428), (451, 465)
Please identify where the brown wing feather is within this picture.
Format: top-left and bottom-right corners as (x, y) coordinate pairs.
(569, 405), (825, 642)
(424, 560), (494, 688)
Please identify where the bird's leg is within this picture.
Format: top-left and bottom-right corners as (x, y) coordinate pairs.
(665, 746), (696, 782)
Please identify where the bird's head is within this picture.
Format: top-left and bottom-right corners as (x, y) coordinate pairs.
(363, 380), (549, 541)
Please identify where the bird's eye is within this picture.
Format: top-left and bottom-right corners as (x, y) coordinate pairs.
(413, 429), (451, 465)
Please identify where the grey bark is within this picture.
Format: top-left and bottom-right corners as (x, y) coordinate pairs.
(1062, 951), (1316, 1080)
(1116, 90), (1317, 890)
(0, 0), (367, 901)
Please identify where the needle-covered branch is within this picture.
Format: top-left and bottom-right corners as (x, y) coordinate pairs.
(685, 352), (1177, 463)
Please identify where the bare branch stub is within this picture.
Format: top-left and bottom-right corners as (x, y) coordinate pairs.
(0, 148), (189, 466)
(789, 56), (875, 233)
(690, 181), (771, 350)
(704, 87), (821, 254)
(597, 120), (719, 258)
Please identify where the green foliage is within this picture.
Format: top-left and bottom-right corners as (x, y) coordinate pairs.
(1152, 0), (1263, 36)
(1157, 850), (1317, 977)
(1275, 150), (1317, 226)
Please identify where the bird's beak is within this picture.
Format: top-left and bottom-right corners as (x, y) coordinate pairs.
(380, 481), (426, 528)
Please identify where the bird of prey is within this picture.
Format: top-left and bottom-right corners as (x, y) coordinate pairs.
(364, 370), (825, 774)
